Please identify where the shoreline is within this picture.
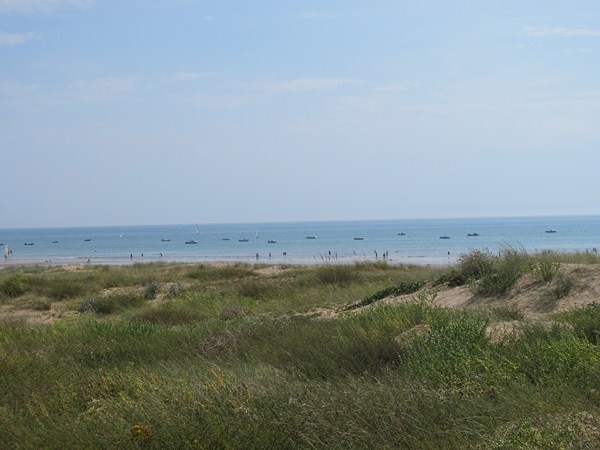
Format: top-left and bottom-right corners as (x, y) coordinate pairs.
(1, 253), (457, 269)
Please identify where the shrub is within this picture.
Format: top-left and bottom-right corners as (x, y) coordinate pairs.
(144, 281), (159, 300)
(457, 249), (495, 280)
(1, 273), (30, 298)
(344, 281), (426, 311)
(168, 282), (183, 297)
(476, 249), (530, 297)
(435, 268), (467, 287)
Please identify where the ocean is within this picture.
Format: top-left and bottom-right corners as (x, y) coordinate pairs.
(1, 216), (599, 266)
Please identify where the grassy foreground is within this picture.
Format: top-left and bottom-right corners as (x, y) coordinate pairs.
(1, 253), (599, 449)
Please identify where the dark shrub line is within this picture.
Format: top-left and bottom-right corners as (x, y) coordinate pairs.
(343, 281), (425, 311)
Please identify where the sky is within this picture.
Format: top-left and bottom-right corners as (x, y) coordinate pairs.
(1, 0), (599, 228)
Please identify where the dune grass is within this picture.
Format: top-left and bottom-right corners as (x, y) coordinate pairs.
(0, 256), (598, 448)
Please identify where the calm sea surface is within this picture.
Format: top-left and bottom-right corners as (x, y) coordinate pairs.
(1, 216), (599, 266)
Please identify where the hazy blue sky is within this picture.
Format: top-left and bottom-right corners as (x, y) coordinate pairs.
(1, 0), (599, 228)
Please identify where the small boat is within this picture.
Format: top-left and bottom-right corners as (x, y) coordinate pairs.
(398, 232), (406, 236)
(195, 224), (200, 234)
(353, 237), (364, 241)
(185, 240), (198, 244)
(119, 233), (124, 238)
(545, 229), (557, 233)
(222, 238), (230, 241)
(161, 238), (171, 242)
(84, 238), (92, 242)
(238, 238), (249, 242)
(267, 240), (276, 243)
(467, 233), (479, 237)
(439, 236), (450, 239)
(306, 236), (317, 239)
(24, 242), (35, 245)
(52, 241), (59, 244)
(256, 232), (259, 239)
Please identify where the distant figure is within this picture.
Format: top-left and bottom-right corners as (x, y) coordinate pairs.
(130, 254), (133, 259)
(269, 252), (271, 259)
(141, 253), (144, 258)
(283, 252), (287, 256)
(256, 252), (259, 261)
(159, 253), (163, 258)
(374, 250), (378, 259)
(87, 258), (91, 263)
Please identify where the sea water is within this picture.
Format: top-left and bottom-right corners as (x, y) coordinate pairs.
(1, 216), (599, 266)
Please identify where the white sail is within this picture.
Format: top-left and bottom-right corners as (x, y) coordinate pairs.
(4, 245), (9, 258)
(195, 224), (199, 234)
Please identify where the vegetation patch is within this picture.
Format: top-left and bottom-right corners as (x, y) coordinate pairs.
(0, 259), (598, 448)
(1, 272), (30, 298)
(343, 280), (425, 311)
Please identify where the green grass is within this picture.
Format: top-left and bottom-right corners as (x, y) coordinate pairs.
(0, 260), (598, 449)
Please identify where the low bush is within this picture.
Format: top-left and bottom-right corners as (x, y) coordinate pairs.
(458, 249), (495, 280)
(144, 281), (159, 300)
(476, 249), (530, 297)
(1, 272), (30, 298)
(343, 280), (425, 311)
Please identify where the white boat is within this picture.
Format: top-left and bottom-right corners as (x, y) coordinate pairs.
(195, 224), (200, 234)
(545, 229), (557, 233)
(161, 238), (171, 242)
(185, 239), (198, 244)
(119, 233), (124, 238)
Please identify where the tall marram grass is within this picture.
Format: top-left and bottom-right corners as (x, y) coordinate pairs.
(0, 262), (598, 448)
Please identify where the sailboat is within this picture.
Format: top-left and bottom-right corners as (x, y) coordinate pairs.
(4, 245), (9, 258)
(195, 224), (200, 234)
(119, 233), (124, 238)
